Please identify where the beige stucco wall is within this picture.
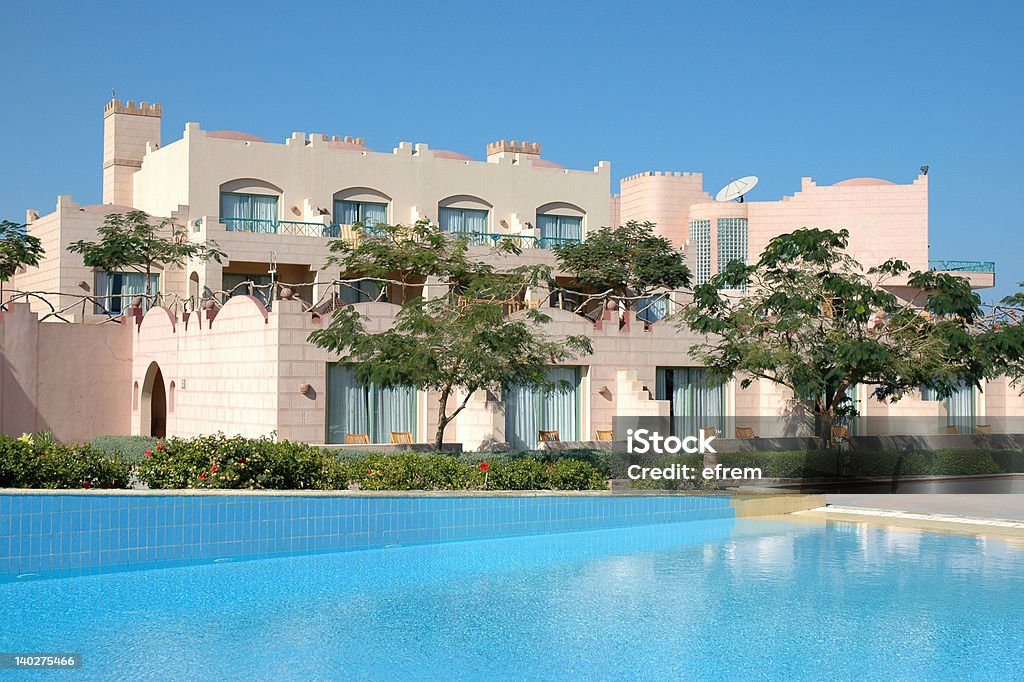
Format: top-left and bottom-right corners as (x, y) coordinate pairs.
(0, 303), (132, 441)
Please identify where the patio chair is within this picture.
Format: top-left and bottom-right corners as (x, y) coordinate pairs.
(735, 427), (757, 439)
(539, 430), (560, 443)
(831, 425), (850, 440)
(946, 425), (959, 435)
(390, 431), (413, 444)
(977, 424), (992, 435)
(595, 429), (614, 441)
(699, 426), (719, 440)
(345, 433), (370, 445)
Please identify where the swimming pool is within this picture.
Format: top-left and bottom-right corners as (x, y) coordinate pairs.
(1, 515), (1021, 680)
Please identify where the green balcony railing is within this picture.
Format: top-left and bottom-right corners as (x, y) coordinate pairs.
(928, 260), (996, 273)
(538, 235), (582, 249)
(221, 217), (278, 234)
(278, 220), (331, 237)
(446, 231), (544, 249)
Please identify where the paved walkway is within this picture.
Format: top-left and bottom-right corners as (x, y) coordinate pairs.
(826, 494), (1024, 521)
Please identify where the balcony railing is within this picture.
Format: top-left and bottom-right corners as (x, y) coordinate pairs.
(928, 260), (996, 273)
(217, 218), (583, 250)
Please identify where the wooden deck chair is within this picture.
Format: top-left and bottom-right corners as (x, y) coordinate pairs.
(735, 427), (757, 439)
(699, 426), (719, 440)
(831, 425), (850, 440)
(345, 433), (370, 445)
(977, 424), (992, 435)
(596, 429), (614, 441)
(946, 425), (959, 435)
(538, 430), (560, 443)
(390, 431), (413, 444)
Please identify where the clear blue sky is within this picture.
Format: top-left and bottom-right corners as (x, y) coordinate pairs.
(2, 1), (1020, 301)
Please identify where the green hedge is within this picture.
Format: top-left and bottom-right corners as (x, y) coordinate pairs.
(91, 435), (160, 461)
(133, 435), (607, 491)
(0, 433), (132, 489)
(715, 449), (1022, 478)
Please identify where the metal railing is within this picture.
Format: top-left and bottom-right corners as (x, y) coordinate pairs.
(278, 220), (331, 237)
(220, 217), (278, 234)
(928, 260), (996, 273)
(537, 235), (582, 249)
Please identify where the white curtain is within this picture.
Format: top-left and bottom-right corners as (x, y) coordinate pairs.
(637, 295), (668, 323)
(374, 385), (416, 441)
(657, 368), (726, 436)
(439, 208), (488, 234)
(538, 214), (582, 247)
(335, 201), (387, 227)
(946, 381), (975, 433)
(221, 193), (278, 233)
(505, 367), (579, 448)
(95, 271), (159, 314)
(326, 365), (370, 444)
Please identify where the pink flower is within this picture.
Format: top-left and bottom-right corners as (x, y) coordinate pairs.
(144, 450), (152, 458)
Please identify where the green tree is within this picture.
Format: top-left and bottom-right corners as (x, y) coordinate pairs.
(67, 210), (226, 303)
(976, 284), (1024, 391)
(0, 220), (45, 302)
(553, 220), (691, 314)
(682, 228), (986, 438)
(309, 221), (593, 450)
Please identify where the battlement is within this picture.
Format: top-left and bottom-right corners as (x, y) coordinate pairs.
(330, 135), (366, 145)
(621, 170), (702, 183)
(104, 99), (162, 118)
(486, 140), (541, 156)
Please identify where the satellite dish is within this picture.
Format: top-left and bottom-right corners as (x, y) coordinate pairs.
(715, 175), (759, 203)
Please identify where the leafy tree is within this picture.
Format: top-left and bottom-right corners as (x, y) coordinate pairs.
(0, 220), (45, 301)
(553, 220), (691, 314)
(975, 283), (1024, 390)
(309, 221), (593, 450)
(67, 210), (226, 300)
(682, 228), (986, 438)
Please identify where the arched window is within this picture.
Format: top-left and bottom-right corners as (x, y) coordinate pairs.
(333, 188), (391, 227)
(536, 202), (584, 248)
(219, 178), (282, 233)
(438, 195), (491, 235)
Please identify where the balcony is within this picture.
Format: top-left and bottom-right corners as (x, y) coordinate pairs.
(928, 259), (996, 289)
(215, 219), (583, 250)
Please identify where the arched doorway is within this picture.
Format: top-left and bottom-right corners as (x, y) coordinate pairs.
(141, 362), (167, 438)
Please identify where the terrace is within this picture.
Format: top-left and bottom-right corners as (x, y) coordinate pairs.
(928, 259), (996, 288)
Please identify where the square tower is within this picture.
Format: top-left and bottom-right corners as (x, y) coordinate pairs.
(102, 98), (161, 207)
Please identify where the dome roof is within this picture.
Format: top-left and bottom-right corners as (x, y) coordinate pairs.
(833, 177), (895, 187)
(433, 149), (473, 161)
(207, 130), (268, 142)
(532, 158), (566, 169)
(329, 140), (370, 151)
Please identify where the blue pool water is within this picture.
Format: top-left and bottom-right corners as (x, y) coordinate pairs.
(1, 517), (1022, 680)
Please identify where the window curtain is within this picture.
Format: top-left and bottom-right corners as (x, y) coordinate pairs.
(326, 365), (370, 444)
(95, 271), (160, 314)
(327, 365), (416, 443)
(504, 367), (579, 448)
(946, 381), (975, 434)
(637, 295), (668, 323)
(656, 368), (726, 436)
(335, 201), (388, 227)
(220, 193), (278, 233)
(439, 208), (488, 234)
(538, 214), (582, 247)
(374, 385), (416, 441)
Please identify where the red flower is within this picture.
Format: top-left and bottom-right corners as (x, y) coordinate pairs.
(144, 450), (152, 458)
(83, 479), (92, 489)
(547, 464), (556, 474)
(238, 457), (246, 464)
(199, 472), (208, 480)
(366, 468), (372, 475)
(480, 461), (489, 472)
(156, 443), (165, 452)
(211, 465), (219, 473)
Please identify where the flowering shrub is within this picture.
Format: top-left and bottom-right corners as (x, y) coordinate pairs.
(0, 432), (132, 489)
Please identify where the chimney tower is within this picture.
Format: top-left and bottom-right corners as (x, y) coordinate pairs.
(102, 98), (161, 206)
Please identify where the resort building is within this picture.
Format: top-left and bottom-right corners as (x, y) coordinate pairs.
(0, 97), (1015, 447)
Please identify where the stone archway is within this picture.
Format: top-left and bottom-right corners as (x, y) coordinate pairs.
(141, 362), (167, 438)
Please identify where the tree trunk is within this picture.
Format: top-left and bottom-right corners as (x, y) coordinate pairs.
(434, 386), (452, 452)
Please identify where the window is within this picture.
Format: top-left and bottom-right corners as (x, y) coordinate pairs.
(636, 295), (668, 324)
(504, 367), (580, 449)
(717, 218), (749, 283)
(337, 279), (383, 305)
(439, 207), (489, 234)
(656, 367), (726, 437)
(94, 271), (160, 314)
(222, 273), (274, 306)
(946, 380), (976, 434)
(327, 365), (416, 444)
(334, 200), (387, 227)
(220, 192), (278, 233)
(537, 214), (582, 248)
(689, 220), (712, 285)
